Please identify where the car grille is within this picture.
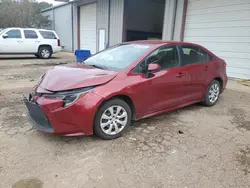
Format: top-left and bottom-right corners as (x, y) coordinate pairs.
(24, 97), (54, 133)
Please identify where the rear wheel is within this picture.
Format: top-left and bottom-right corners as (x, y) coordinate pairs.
(203, 80), (220, 106)
(38, 46), (52, 59)
(94, 99), (132, 140)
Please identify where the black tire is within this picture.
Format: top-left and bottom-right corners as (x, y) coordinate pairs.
(94, 99), (132, 140)
(202, 80), (221, 107)
(38, 46), (52, 59)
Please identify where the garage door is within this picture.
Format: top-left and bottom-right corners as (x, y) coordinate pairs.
(80, 3), (97, 54)
(184, 0), (250, 79)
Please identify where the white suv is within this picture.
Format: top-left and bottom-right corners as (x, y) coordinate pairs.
(0, 28), (61, 59)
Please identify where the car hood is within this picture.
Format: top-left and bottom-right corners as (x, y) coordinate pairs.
(39, 64), (118, 91)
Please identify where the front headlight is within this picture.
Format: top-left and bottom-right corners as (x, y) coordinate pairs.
(43, 87), (94, 107)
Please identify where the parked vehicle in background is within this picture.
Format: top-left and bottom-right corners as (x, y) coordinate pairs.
(0, 28), (61, 59)
(24, 41), (228, 140)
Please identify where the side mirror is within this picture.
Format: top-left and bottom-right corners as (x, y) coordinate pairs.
(2, 34), (8, 39)
(148, 64), (161, 72)
(146, 64), (161, 78)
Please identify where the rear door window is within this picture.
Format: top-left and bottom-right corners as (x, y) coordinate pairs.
(24, 30), (38, 39)
(180, 46), (212, 66)
(39, 31), (57, 39)
(199, 49), (212, 63)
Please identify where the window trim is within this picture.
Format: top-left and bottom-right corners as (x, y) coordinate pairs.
(23, 29), (38, 39)
(132, 45), (181, 74)
(178, 44), (213, 67)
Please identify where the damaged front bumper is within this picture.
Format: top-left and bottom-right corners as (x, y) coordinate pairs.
(24, 96), (54, 133)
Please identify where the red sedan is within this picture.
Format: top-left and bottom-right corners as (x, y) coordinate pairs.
(24, 41), (228, 139)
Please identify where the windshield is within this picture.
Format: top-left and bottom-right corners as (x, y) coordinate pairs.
(0, 29), (7, 35)
(84, 44), (151, 71)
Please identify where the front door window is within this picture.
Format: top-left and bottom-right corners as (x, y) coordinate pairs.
(5, 29), (22, 39)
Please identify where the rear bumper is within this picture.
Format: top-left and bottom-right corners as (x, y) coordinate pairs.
(52, 46), (61, 53)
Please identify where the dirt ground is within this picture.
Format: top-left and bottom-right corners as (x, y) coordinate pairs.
(0, 53), (250, 188)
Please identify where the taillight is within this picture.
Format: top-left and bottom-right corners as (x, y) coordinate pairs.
(57, 39), (61, 46)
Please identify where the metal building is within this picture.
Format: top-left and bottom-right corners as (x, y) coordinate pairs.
(41, 2), (76, 52)
(43, 0), (250, 79)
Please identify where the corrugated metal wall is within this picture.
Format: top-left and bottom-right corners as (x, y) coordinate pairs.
(173, 0), (185, 41)
(42, 0), (125, 51)
(54, 4), (73, 52)
(109, 0), (124, 46)
(72, 0), (125, 50)
(41, 4), (74, 52)
(97, 0), (109, 50)
(72, 3), (78, 51)
(162, 0), (177, 40)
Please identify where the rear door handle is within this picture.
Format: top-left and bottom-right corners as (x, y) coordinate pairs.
(176, 72), (184, 78)
(17, 40), (23, 43)
(35, 41), (40, 43)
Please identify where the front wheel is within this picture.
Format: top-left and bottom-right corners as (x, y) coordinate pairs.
(203, 80), (220, 106)
(94, 99), (132, 140)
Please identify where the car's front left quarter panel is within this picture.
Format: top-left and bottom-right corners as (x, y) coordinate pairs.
(93, 73), (149, 119)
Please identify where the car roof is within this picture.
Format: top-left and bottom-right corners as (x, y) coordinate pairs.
(5, 27), (55, 32)
(124, 40), (198, 46)
(123, 40), (216, 57)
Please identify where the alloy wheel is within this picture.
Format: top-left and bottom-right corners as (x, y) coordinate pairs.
(100, 105), (128, 135)
(208, 83), (220, 104)
(41, 49), (50, 58)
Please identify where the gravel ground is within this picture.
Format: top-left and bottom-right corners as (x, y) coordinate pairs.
(0, 54), (250, 188)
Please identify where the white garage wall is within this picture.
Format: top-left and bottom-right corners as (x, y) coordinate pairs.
(109, 0), (124, 45)
(184, 0), (250, 79)
(41, 3), (74, 52)
(97, 0), (109, 50)
(80, 3), (97, 54)
(125, 0), (165, 33)
(54, 4), (73, 52)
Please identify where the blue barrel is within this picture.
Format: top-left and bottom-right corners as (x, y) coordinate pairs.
(74, 50), (91, 62)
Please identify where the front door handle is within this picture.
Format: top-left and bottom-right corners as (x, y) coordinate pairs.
(17, 40), (23, 43)
(176, 72), (184, 78)
(204, 65), (208, 71)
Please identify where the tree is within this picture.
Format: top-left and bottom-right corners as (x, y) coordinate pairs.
(38, 2), (53, 10)
(0, 0), (52, 28)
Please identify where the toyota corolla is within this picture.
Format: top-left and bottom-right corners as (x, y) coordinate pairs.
(24, 41), (228, 139)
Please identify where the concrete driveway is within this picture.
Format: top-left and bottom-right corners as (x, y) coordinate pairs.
(0, 54), (249, 188)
